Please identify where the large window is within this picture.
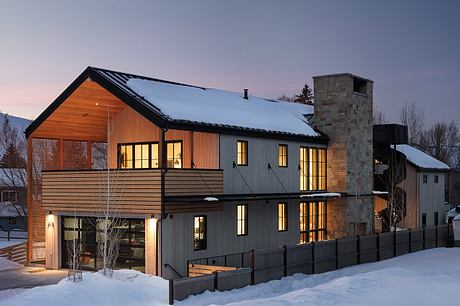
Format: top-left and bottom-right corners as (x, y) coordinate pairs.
(236, 204), (248, 236)
(300, 147), (309, 191)
(118, 141), (181, 169)
(237, 140), (248, 166)
(278, 144), (288, 167)
(300, 147), (326, 191)
(1, 190), (17, 203)
(62, 217), (145, 272)
(167, 141), (182, 168)
(278, 202), (288, 232)
(319, 149), (327, 190)
(299, 201), (327, 244)
(119, 143), (157, 169)
(193, 216), (207, 251)
(309, 148), (318, 190)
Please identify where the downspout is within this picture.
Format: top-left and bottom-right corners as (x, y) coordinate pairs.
(159, 126), (168, 277)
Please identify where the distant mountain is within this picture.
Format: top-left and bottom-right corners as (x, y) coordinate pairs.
(0, 112), (31, 136)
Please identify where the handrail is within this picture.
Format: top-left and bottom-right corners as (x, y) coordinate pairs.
(42, 168), (223, 173)
(164, 263), (183, 278)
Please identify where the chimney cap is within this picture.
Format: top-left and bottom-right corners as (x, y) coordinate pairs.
(312, 73), (373, 83)
(243, 88), (249, 100)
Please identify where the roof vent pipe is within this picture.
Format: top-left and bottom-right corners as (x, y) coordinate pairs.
(243, 89), (248, 100)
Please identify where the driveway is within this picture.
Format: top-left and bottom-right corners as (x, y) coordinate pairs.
(0, 267), (67, 290)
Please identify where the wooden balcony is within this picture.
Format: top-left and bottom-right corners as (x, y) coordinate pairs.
(41, 169), (223, 215)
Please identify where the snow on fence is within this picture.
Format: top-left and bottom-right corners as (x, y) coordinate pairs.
(0, 241), (27, 265)
(169, 224), (452, 304)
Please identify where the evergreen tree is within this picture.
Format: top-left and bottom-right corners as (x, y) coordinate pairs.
(1, 142), (26, 168)
(294, 83), (314, 104)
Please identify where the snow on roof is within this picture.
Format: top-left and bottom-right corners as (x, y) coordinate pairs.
(0, 202), (26, 217)
(126, 78), (318, 137)
(0, 168), (27, 187)
(396, 144), (450, 170)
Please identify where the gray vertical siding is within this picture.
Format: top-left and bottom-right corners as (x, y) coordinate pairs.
(162, 198), (304, 278)
(219, 134), (325, 194)
(418, 171), (449, 226)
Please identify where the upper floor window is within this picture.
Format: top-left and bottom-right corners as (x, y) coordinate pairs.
(193, 215), (207, 251)
(118, 141), (179, 169)
(300, 147), (309, 191)
(120, 143), (155, 169)
(278, 202), (288, 231)
(1, 190), (17, 203)
(236, 204), (248, 236)
(300, 147), (327, 191)
(237, 140), (248, 166)
(434, 175), (439, 184)
(167, 141), (182, 168)
(423, 175), (428, 184)
(278, 144), (288, 167)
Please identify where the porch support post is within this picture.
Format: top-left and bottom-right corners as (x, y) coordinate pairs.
(26, 136), (33, 263)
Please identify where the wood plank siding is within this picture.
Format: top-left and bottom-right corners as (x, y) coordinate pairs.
(107, 106), (219, 169)
(42, 169), (223, 215)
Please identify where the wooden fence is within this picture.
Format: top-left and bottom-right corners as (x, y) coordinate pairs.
(170, 224), (452, 304)
(0, 241), (28, 265)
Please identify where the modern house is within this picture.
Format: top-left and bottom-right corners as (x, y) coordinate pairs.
(373, 126), (450, 231)
(25, 67), (374, 278)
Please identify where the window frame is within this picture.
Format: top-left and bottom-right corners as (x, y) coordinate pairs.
(193, 215), (207, 251)
(1, 190), (17, 203)
(278, 144), (288, 168)
(423, 175), (428, 183)
(166, 140), (183, 169)
(277, 202), (288, 232)
(118, 141), (159, 169)
(236, 140), (248, 166)
(236, 204), (248, 236)
(300, 146), (309, 191)
(299, 201), (327, 244)
(434, 175), (439, 184)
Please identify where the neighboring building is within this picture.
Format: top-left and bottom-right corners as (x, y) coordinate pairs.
(0, 168), (27, 231)
(396, 145), (450, 228)
(448, 168), (460, 207)
(0, 202), (27, 231)
(373, 139), (449, 231)
(25, 67), (374, 278)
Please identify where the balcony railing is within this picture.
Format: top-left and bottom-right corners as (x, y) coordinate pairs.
(41, 169), (223, 215)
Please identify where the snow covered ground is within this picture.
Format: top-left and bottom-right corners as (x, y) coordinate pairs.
(1, 248), (459, 306)
(0, 257), (22, 272)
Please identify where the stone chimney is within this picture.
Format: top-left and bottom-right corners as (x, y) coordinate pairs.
(313, 73), (374, 237)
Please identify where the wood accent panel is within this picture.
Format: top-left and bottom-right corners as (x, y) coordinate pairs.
(188, 264), (236, 277)
(33, 80), (127, 142)
(0, 241), (28, 265)
(41, 169), (223, 215)
(42, 170), (162, 215)
(164, 169), (223, 196)
(107, 106), (220, 170)
(192, 132), (219, 169)
(108, 106), (161, 168)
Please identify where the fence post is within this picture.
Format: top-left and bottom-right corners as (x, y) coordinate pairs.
(408, 229), (412, 253)
(169, 279), (174, 305)
(393, 230), (397, 257)
(312, 242), (315, 274)
(357, 235), (361, 265)
(283, 245), (287, 277)
(250, 249), (255, 285)
(435, 225), (438, 248)
(376, 232), (380, 261)
(214, 271), (219, 292)
(335, 239), (339, 270)
(423, 226), (426, 250)
(7, 230), (10, 241)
